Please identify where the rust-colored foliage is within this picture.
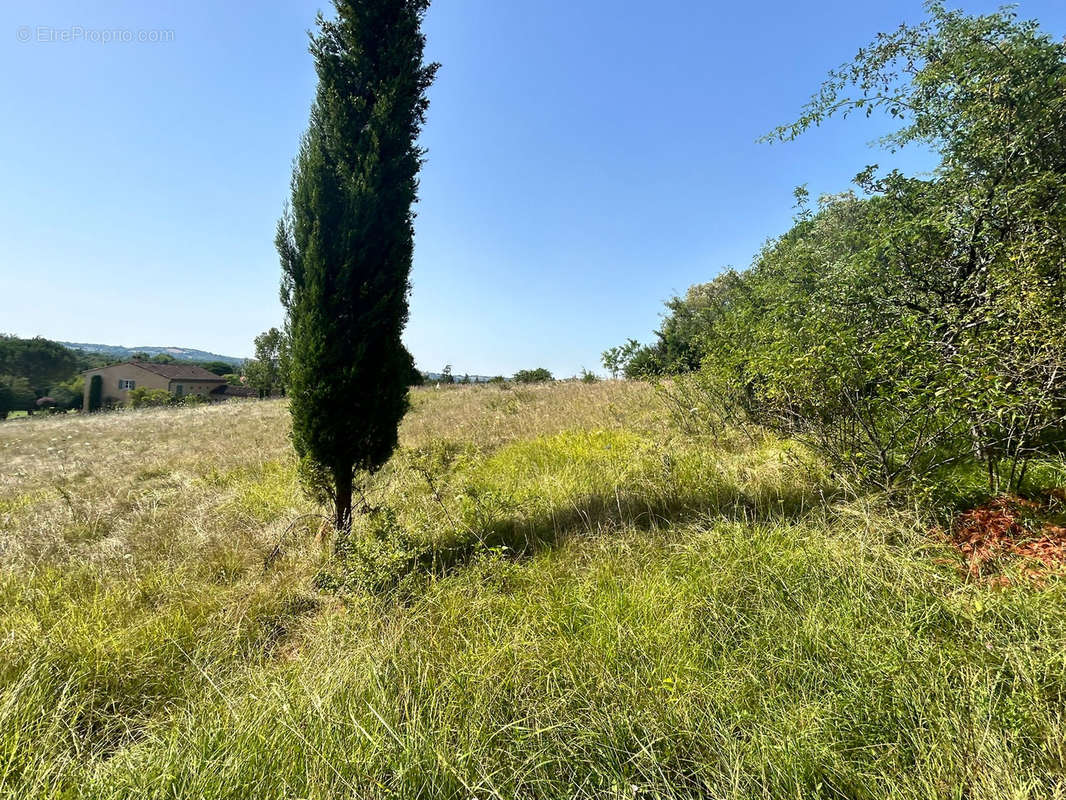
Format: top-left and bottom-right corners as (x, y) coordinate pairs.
(948, 493), (1066, 581)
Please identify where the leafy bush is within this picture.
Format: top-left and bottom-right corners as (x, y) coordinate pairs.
(618, 5), (1066, 498)
(315, 507), (427, 594)
(127, 388), (173, 409)
(512, 368), (553, 384)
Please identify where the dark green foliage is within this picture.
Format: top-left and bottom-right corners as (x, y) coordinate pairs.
(71, 351), (120, 371)
(88, 375), (102, 413)
(405, 350), (425, 386)
(200, 361), (234, 377)
(622, 344), (668, 379)
(278, 0), (437, 529)
(513, 368), (553, 384)
(0, 375), (36, 419)
(601, 337), (670, 380)
(0, 336), (80, 396)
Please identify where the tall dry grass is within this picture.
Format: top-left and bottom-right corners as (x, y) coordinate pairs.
(1, 381), (1064, 799)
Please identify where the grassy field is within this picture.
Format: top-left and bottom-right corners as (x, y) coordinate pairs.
(1, 382), (1065, 799)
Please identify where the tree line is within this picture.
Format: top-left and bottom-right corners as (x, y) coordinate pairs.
(606, 3), (1066, 498)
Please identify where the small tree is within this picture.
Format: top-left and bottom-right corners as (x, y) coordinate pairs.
(278, 0), (437, 530)
(246, 328), (290, 397)
(513, 368), (553, 384)
(88, 375), (103, 412)
(601, 339), (641, 379)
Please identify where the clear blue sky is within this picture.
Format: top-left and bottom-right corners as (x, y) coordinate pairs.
(2, 1), (1064, 375)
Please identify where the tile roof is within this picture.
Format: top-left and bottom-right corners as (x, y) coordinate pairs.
(128, 361), (224, 380)
(210, 384), (259, 398)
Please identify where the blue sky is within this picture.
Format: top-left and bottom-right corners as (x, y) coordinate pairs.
(2, 1), (1064, 375)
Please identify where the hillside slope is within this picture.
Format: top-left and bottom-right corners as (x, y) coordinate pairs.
(59, 342), (244, 366)
(1, 383), (1064, 799)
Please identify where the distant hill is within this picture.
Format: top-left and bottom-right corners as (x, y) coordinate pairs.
(60, 342), (245, 367)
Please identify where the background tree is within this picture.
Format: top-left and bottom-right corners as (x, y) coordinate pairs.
(624, 4), (1066, 496)
(0, 376), (34, 419)
(47, 376), (83, 411)
(245, 327), (290, 397)
(601, 339), (641, 379)
(277, 0), (437, 530)
(0, 336), (79, 397)
(513, 368), (553, 384)
(761, 2), (1066, 492)
(200, 361), (235, 377)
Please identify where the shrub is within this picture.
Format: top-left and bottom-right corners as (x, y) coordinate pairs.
(512, 368), (553, 384)
(621, 6), (1066, 498)
(127, 388), (172, 409)
(315, 507), (427, 594)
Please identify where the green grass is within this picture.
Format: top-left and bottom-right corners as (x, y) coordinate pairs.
(1, 384), (1064, 798)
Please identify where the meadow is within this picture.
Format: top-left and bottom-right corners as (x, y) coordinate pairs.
(1, 381), (1065, 799)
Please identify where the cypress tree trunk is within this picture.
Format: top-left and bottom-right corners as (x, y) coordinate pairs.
(277, 0), (437, 530)
(88, 375), (102, 412)
(334, 468), (353, 532)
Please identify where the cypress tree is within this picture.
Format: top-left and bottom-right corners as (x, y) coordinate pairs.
(88, 375), (102, 412)
(277, 0), (437, 530)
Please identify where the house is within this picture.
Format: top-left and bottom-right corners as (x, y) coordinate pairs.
(81, 361), (258, 410)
